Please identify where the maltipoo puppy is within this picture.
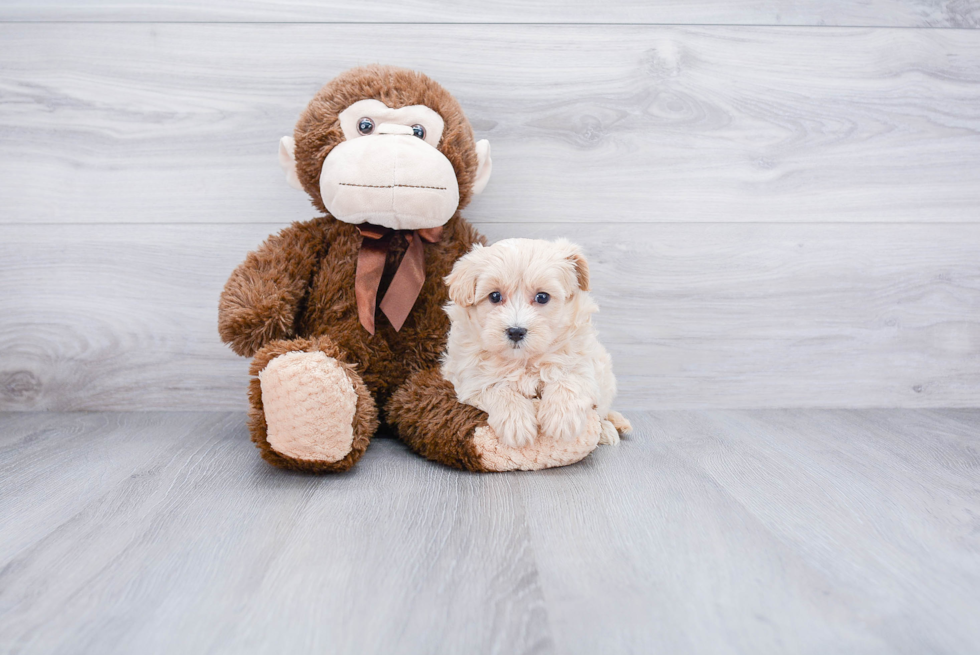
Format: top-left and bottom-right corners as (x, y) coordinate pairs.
(442, 238), (631, 448)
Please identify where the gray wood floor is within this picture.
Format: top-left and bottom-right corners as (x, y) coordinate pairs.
(2, 409), (978, 654)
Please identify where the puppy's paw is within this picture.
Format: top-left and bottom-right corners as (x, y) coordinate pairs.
(598, 419), (620, 445)
(538, 388), (592, 442)
(487, 398), (538, 447)
(606, 410), (632, 435)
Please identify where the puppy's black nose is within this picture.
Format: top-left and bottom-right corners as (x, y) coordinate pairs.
(506, 327), (527, 342)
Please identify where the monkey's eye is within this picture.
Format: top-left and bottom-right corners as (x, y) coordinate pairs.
(411, 124), (426, 139)
(357, 117), (375, 135)
(488, 291), (502, 304)
(534, 292), (550, 305)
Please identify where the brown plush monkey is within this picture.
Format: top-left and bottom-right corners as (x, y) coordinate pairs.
(218, 66), (600, 473)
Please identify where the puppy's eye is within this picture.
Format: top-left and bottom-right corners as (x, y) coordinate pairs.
(411, 124), (426, 139)
(357, 117), (375, 135)
(488, 291), (502, 304)
(534, 292), (550, 305)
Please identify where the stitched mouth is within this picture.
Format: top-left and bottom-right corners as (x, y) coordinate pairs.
(339, 182), (447, 191)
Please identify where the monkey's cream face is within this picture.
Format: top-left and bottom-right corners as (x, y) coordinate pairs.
(280, 98), (491, 231)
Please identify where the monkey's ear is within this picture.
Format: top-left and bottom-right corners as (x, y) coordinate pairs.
(471, 139), (492, 195)
(278, 136), (303, 190)
(444, 245), (484, 306)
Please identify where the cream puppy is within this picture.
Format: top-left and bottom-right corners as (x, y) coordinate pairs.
(442, 238), (631, 448)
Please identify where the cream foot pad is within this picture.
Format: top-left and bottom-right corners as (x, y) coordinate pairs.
(473, 410), (602, 472)
(259, 351), (358, 463)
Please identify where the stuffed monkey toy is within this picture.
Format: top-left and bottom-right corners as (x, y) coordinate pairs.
(218, 65), (602, 472)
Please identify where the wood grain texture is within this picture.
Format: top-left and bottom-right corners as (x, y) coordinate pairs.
(0, 412), (551, 654)
(1, 409), (978, 653)
(1, 0), (978, 27)
(2, 221), (977, 411)
(521, 409), (980, 654)
(3, 24), (980, 225)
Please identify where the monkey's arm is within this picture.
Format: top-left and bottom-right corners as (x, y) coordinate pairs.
(386, 369), (600, 473)
(218, 219), (329, 357)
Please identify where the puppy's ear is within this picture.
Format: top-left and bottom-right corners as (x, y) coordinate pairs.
(571, 251), (590, 291)
(556, 240), (590, 291)
(445, 245), (484, 306)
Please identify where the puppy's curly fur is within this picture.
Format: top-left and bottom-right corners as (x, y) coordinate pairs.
(442, 238), (632, 447)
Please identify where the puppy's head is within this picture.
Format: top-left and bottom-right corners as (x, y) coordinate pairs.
(444, 238), (593, 357)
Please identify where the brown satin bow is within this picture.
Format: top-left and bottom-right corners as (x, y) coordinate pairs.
(355, 224), (443, 335)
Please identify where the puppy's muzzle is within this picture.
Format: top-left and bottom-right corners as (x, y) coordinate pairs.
(506, 327), (527, 343)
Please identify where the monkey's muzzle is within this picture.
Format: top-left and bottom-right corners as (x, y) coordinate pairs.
(319, 125), (460, 231)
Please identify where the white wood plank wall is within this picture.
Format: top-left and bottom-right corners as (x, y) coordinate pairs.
(2, 1), (978, 26)
(1, 6), (979, 411)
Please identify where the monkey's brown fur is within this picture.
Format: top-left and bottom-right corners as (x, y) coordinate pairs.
(219, 65), (493, 472)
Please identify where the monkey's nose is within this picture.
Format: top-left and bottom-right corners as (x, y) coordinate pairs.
(506, 327), (527, 343)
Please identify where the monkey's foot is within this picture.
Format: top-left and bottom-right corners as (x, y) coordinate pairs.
(258, 351), (359, 464)
(471, 410), (601, 472)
